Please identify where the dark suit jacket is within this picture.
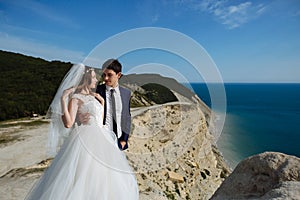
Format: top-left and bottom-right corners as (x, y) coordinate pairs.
(96, 84), (131, 150)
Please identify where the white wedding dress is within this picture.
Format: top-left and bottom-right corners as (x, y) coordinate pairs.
(26, 94), (139, 200)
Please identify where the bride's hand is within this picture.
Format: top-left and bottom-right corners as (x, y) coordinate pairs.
(62, 87), (75, 99)
(92, 93), (105, 105)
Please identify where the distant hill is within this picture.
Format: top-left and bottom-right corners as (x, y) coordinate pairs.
(120, 73), (211, 116)
(121, 73), (197, 101)
(0, 50), (182, 121)
(0, 50), (73, 121)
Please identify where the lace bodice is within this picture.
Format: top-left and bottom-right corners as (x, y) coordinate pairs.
(72, 93), (104, 126)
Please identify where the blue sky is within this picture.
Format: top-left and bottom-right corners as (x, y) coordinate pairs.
(0, 0), (300, 83)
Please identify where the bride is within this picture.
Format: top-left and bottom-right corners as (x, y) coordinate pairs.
(25, 64), (139, 200)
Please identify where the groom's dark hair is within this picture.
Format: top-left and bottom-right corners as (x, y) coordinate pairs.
(102, 59), (122, 74)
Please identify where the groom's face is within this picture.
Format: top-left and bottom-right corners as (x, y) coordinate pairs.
(102, 69), (121, 88)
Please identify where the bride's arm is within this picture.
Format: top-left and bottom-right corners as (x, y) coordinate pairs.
(61, 88), (79, 128)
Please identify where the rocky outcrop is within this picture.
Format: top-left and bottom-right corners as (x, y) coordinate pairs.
(211, 151), (300, 200)
(121, 79), (230, 199)
(128, 102), (230, 199)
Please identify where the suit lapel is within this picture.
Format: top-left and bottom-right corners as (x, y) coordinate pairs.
(119, 87), (124, 116)
(97, 84), (107, 125)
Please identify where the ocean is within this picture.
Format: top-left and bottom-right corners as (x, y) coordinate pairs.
(190, 83), (300, 169)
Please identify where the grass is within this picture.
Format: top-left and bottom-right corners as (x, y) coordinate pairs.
(0, 134), (22, 145)
(0, 120), (49, 128)
(0, 119), (49, 146)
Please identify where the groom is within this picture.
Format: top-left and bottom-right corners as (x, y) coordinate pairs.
(96, 59), (131, 150)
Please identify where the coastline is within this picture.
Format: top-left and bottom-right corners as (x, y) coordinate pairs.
(212, 112), (243, 170)
(216, 133), (241, 169)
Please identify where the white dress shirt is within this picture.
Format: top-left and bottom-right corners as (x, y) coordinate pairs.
(105, 85), (122, 138)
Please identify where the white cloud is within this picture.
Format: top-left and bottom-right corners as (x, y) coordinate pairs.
(181, 0), (267, 29)
(0, 33), (86, 63)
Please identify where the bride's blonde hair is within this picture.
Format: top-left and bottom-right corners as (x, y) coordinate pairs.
(75, 67), (95, 93)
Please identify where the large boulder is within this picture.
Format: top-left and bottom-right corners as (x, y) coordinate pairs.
(211, 151), (300, 200)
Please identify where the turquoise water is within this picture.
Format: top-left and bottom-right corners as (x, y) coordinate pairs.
(190, 83), (300, 168)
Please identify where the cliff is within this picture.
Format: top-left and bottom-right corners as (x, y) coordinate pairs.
(121, 74), (230, 199)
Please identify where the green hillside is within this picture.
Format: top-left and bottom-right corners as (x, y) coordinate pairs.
(141, 83), (178, 104)
(0, 50), (180, 121)
(0, 50), (72, 121)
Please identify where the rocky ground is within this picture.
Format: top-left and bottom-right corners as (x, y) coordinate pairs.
(0, 117), (50, 199)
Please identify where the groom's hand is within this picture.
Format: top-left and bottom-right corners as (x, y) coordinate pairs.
(120, 141), (127, 150)
(77, 112), (90, 125)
